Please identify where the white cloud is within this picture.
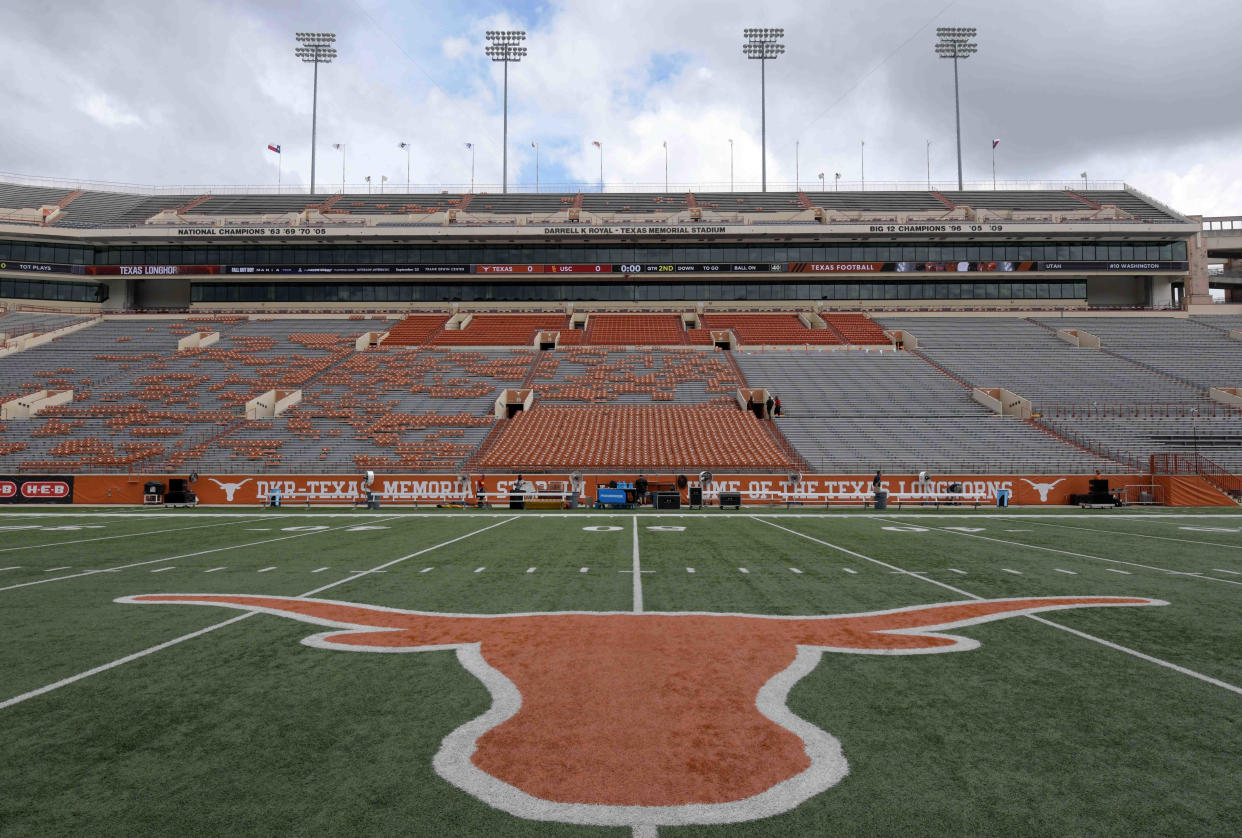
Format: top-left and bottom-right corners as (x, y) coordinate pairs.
(78, 93), (144, 128)
(0, 0), (1237, 215)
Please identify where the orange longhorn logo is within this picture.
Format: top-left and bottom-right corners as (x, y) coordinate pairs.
(119, 594), (1163, 829)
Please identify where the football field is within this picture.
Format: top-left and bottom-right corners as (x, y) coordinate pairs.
(1, 508), (1240, 837)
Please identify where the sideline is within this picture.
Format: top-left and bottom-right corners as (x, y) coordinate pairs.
(0, 519), (241, 554)
(752, 516), (1242, 699)
(871, 517), (1242, 589)
(0, 516), (517, 711)
(0, 518), (399, 594)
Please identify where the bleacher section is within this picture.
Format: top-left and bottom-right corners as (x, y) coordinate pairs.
(692, 313), (843, 345)
(876, 317), (1203, 404)
(1, 312), (1239, 479)
(431, 314), (569, 346)
(1029, 316), (1242, 392)
(536, 348), (739, 404)
(0, 182), (1187, 225)
(734, 351), (1112, 474)
(0, 312), (92, 339)
(584, 314), (686, 345)
(476, 405), (793, 470)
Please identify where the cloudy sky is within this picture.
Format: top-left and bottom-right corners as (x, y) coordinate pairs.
(2, 0), (1240, 214)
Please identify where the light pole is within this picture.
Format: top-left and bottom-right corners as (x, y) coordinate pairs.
(485, 30), (527, 195)
(465, 142), (474, 192)
(728, 139), (734, 192)
(295, 32), (336, 195)
(592, 140), (603, 191)
(364, 175), (371, 195)
(531, 141), (539, 192)
(332, 143), (345, 193)
(817, 171), (824, 191)
(935, 26), (977, 192)
(1080, 171), (1088, 189)
(399, 142), (410, 191)
(743, 27), (784, 192)
(834, 172), (840, 191)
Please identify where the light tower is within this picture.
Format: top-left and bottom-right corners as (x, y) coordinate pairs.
(295, 32), (337, 195)
(934, 26), (977, 191)
(743, 27), (784, 192)
(485, 30), (527, 194)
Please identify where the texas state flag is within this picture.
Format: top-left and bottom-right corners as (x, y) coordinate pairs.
(992, 139), (1000, 149)
(267, 144), (281, 154)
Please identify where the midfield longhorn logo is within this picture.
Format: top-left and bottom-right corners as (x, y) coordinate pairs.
(119, 594), (1163, 830)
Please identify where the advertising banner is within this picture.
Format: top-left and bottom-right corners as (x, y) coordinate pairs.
(0, 475), (74, 504)
(65, 472), (1212, 507)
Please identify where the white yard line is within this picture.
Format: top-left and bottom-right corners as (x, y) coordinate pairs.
(631, 515), (643, 614)
(0, 520), (240, 554)
(876, 518), (1242, 588)
(753, 516), (1242, 699)
(1030, 520), (1242, 552)
(0, 520), (387, 594)
(0, 516), (518, 712)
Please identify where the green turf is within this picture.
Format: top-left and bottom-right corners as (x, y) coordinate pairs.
(1, 509), (1240, 837)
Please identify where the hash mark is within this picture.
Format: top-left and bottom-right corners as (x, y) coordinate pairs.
(312, 567), (329, 573)
(1214, 569), (1241, 576)
(738, 567), (749, 574)
(1054, 568), (1077, 575)
(0, 567), (21, 572)
(45, 566), (70, 572)
(1106, 568), (1131, 575)
(947, 568), (967, 575)
(789, 567), (803, 574)
(841, 568), (858, 574)
(686, 567), (696, 573)
(257, 566), (276, 573)
(1002, 568), (1023, 575)
(526, 567), (537, 574)
(580, 567), (589, 573)
(474, 567), (486, 573)
(420, 567), (434, 573)
(203, 567), (225, 573)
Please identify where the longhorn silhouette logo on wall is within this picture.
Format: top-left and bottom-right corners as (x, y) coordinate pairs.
(119, 593), (1164, 830)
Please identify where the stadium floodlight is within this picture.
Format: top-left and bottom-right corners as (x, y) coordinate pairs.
(484, 30), (527, 194)
(295, 31), (337, 195)
(743, 27), (785, 192)
(934, 26), (977, 191)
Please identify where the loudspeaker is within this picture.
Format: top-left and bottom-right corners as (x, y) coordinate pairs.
(689, 487), (703, 506)
(719, 491), (742, 510)
(169, 478), (188, 493)
(509, 496), (525, 510)
(655, 491), (680, 510)
(1089, 478), (1109, 495)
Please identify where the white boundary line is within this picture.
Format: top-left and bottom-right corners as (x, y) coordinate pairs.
(3, 510), (1242, 520)
(0, 516), (518, 712)
(752, 516), (1242, 699)
(632, 515), (643, 614)
(0, 519), (241, 554)
(871, 517), (1242, 588)
(1027, 520), (1242, 553)
(0, 518), (397, 594)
